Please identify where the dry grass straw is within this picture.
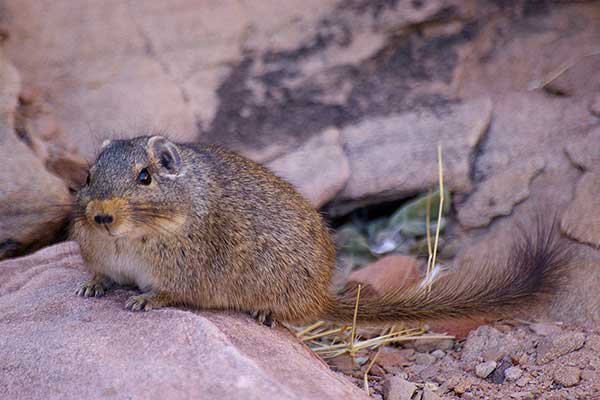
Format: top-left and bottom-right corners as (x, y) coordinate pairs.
(426, 144), (444, 294)
(290, 145), (452, 395)
(528, 49), (600, 91)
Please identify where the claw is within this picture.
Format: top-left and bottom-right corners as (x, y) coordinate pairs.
(250, 310), (276, 327)
(125, 292), (172, 312)
(77, 276), (111, 298)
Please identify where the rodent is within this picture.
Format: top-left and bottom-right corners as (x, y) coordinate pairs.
(71, 135), (572, 325)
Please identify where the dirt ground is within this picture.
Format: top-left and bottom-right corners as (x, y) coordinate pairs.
(328, 321), (599, 400)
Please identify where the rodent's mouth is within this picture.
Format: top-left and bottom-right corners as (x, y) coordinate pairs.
(101, 225), (118, 237)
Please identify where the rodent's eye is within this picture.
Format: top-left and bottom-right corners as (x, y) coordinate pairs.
(137, 168), (152, 185)
(85, 172), (91, 186)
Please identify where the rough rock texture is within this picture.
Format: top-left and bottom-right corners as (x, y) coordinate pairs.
(0, 242), (370, 400)
(504, 366), (523, 381)
(383, 375), (417, 400)
(0, 48), (71, 260)
(565, 127), (600, 172)
(3, 0), (600, 222)
(349, 321), (599, 399)
(347, 254), (420, 295)
(332, 98), (492, 214)
(267, 128), (350, 208)
(457, 157), (545, 228)
(536, 332), (586, 365)
(461, 325), (531, 365)
(552, 366), (581, 388)
(475, 361), (497, 379)
(561, 172), (600, 248)
(529, 322), (562, 337)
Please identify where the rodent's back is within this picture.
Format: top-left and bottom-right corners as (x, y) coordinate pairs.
(173, 144), (337, 321)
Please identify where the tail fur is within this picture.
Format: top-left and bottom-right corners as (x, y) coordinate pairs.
(322, 218), (572, 323)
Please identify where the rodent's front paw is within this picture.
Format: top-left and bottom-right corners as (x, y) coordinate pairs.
(76, 280), (107, 298)
(250, 310), (276, 327)
(125, 291), (172, 312)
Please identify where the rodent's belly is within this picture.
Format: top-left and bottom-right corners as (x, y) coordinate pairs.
(97, 250), (155, 291)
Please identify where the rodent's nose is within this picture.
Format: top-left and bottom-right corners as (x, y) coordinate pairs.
(94, 214), (114, 225)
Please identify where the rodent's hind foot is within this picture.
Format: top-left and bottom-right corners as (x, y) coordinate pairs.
(125, 291), (173, 312)
(76, 275), (113, 298)
(250, 310), (276, 327)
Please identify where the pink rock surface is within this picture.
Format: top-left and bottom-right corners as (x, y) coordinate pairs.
(0, 242), (369, 400)
(347, 254), (420, 295)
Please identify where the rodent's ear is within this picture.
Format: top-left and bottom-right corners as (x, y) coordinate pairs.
(147, 136), (182, 175)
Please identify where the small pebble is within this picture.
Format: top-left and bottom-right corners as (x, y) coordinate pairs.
(453, 379), (472, 395)
(553, 366), (581, 387)
(536, 332), (586, 364)
(510, 391), (533, 399)
(415, 353), (436, 366)
(431, 350), (445, 359)
(516, 377), (528, 387)
(504, 366), (523, 381)
(422, 388), (441, 400)
(383, 375), (417, 400)
(475, 361), (497, 378)
(355, 355), (369, 366)
(413, 338), (454, 352)
(529, 322), (561, 336)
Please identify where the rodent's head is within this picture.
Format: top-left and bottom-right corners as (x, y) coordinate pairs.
(74, 136), (190, 238)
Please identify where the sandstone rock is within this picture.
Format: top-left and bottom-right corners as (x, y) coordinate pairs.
(475, 361), (497, 379)
(590, 94), (600, 117)
(0, 49), (71, 260)
(331, 98), (492, 215)
(565, 127), (600, 171)
(383, 375), (417, 400)
(376, 348), (411, 372)
(529, 322), (562, 337)
(0, 47), (19, 121)
(0, 242), (369, 400)
(504, 367), (523, 382)
(461, 326), (503, 364)
(537, 332), (586, 365)
(482, 349), (507, 363)
(516, 377), (529, 387)
(17, 84), (41, 105)
(431, 350), (445, 360)
(585, 335), (600, 352)
(27, 113), (60, 140)
(553, 366), (581, 388)
(267, 128), (350, 208)
(452, 378), (473, 395)
(510, 391), (533, 399)
(489, 358), (512, 384)
(327, 354), (356, 374)
(428, 317), (490, 339)
(419, 366), (440, 381)
(561, 172), (600, 248)
(453, 88), (600, 323)
(347, 255), (420, 296)
(422, 388), (442, 400)
(5, 0), (458, 162)
(458, 156), (545, 228)
(411, 338), (455, 353)
(415, 353), (437, 366)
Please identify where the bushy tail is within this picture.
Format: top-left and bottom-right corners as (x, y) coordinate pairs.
(321, 218), (572, 323)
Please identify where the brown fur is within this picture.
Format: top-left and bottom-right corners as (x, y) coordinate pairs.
(71, 136), (571, 324)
